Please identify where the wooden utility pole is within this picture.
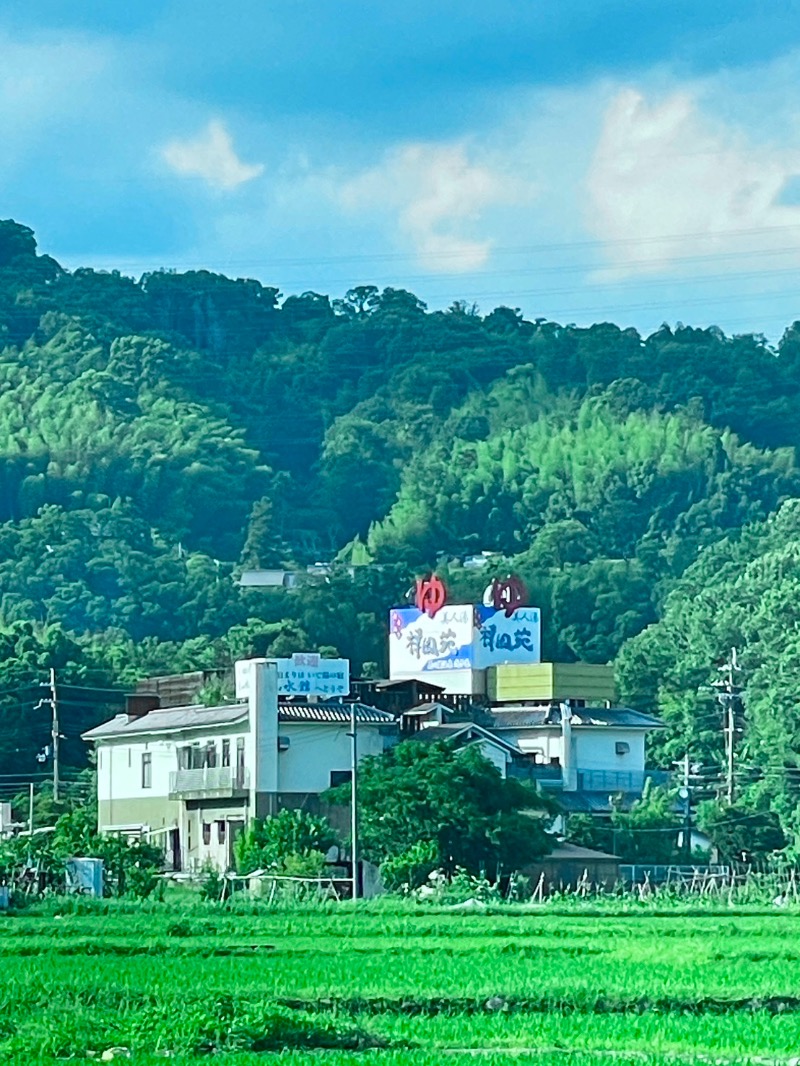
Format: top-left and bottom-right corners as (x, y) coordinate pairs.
(349, 702), (359, 901)
(49, 668), (59, 803)
(715, 648), (740, 806)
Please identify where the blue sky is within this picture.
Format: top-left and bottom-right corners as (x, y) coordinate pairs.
(4, 1), (800, 338)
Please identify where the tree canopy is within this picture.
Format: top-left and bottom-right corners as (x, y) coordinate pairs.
(6, 217), (800, 805)
(328, 740), (552, 880)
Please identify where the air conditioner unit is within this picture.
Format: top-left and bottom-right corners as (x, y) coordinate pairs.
(277, 736), (291, 751)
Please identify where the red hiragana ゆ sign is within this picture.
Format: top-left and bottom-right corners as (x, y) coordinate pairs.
(487, 575), (528, 617)
(415, 575), (447, 618)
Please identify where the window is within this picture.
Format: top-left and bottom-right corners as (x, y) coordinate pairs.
(330, 770), (352, 788)
(141, 753), (152, 789)
(236, 737), (245, 786)
(202, 822), (211, 846)
(222, 739), (230, 768)
(217, 820), (226, 844)
(205, 742), (217, 769)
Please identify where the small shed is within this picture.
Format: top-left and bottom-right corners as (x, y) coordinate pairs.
(523, 841), (621, 893)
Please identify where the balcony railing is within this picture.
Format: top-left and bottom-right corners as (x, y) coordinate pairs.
(168, 767), (249, 799)
(508, 764), (670, 794)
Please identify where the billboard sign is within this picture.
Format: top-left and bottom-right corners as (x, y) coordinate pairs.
(389, 604), (473, 677)
(235, 655), (350, 698)
(272, 653), (350, 697)
(389, 603), (541, 691)
(473, 605), (541, 667)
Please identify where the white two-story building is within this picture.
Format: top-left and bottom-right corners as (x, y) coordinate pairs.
(83, 659), (395, 871)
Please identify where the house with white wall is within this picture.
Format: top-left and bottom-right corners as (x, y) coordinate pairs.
(487, 703), (664, 811)
(83, 659), (395, 871)
(404, 720), (519, 778)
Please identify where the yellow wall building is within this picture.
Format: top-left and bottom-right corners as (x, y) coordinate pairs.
(487, 662), (616, 704)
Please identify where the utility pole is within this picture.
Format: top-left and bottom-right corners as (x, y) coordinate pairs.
(725, 701), (735, 805)
(28, 782), (34, 837)
(681, 753), (691, 862)
(49, 668), (59, 803)
(715, 648), (741, 806)
(349, 702), (359, 901)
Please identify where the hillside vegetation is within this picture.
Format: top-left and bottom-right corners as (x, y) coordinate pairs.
(3, 217), (800, 828)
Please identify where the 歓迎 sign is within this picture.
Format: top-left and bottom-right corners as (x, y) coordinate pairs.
(273, 653), (350, 697)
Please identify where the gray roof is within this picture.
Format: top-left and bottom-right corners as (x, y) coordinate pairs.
(489, 706), (662, 730)
(277, 702), (395, 724)
(409, 722), (520, 754)
(84, 700), (395, 741)
(372, 678), (445, 692)
(545, 841), (620, 861)
(83, 703), (248, 740)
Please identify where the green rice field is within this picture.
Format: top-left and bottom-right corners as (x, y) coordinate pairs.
(7, 898), (800, 1064)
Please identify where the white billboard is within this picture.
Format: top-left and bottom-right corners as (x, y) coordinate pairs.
(473, 604), (541, 667)
(389, 603), (541, 693)
(273, 653), (350, 697)
(389, 604), (473, 680)
(235, 654), (350, 699)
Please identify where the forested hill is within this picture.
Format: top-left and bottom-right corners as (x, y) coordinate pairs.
(3, 216), (800, 784)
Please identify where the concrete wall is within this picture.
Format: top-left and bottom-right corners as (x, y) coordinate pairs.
(183, 802), (246, 872)
(573, 729), (645, 775)
(96, 726), (250, 807)
(277, 722), (387, 793)
(475, 739), (509, 778)
(507, 727), (562, 764)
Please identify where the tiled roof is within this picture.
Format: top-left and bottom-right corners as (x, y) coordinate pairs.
(82, 704), (248, 740)
(83, 700), (395, 739)
(278, 702), (395, 724)
(489, 706), (662, 729)
(408, 723), (521, 754)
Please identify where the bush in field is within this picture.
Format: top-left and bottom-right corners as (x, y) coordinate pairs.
(234, 809), (338, 876)
(380, 840), (439, 891)
(0, 807), (163, 898)
(697, 799), (786, 863)
(566, 782), (681, 863)
(199, 860), (225, 901)
(328, 740), (553, 879)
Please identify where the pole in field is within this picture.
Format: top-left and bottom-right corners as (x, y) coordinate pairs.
(50, 668), (59, 804)
(349, 702), (358, 901)
(712, 648), (741, 806)
(678, 753), (692, 862)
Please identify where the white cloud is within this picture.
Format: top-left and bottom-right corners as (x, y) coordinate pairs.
(338, 141), (516, 272)
(162, 120), (264, 191)
(586, 86), (800, 278)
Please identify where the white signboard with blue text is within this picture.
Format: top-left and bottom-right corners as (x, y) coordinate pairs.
(389, 604), (541, 694)
(273, 653), (350, 697)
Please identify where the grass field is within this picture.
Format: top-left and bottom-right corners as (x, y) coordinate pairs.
(6, 897), (800, 1064)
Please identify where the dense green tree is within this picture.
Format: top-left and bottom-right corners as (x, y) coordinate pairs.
(329, 741), (552, 878)
(7, 215), (800, 795)
(234, 809), (337, 875)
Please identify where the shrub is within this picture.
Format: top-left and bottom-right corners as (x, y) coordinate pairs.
(381, 840), (438, 891)
(234, 809), (337, 875)
(199, 861), (225, 902)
